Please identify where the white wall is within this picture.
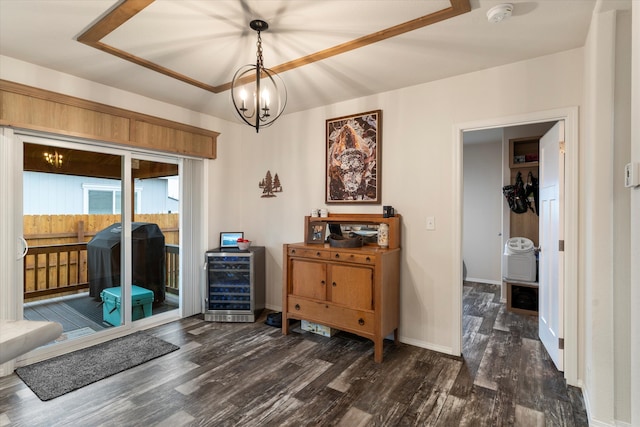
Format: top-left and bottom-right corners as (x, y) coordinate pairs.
(612, 8), (632, 424)
(582, 10), (616, 422)
(581, 3), (633, 426)
(462, 141), (502, 285)
(217, 48), (585, 355)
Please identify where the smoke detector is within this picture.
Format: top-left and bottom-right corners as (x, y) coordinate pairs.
(487, 3), (513, 23)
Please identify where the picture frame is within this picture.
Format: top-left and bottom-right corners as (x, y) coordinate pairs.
(220, 232), (244, 248)
(306, 221), (327, 244)
(326, 109), (382, 204)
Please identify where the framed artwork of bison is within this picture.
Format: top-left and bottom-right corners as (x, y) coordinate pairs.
(325, 110), (381, 204)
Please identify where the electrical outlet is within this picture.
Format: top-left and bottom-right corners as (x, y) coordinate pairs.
(426, 216), (435, 230)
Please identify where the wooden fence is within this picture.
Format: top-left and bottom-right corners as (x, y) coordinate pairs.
(24, 213), (179, 246)
(23, 214), (179, 301)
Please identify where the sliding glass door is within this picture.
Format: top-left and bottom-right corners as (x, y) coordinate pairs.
(21, 137), (180, 343)
(23, 141), (124, 336)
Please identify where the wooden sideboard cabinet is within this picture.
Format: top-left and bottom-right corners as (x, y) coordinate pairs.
(282, 213), (401, 363)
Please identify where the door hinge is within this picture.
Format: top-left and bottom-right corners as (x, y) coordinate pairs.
(559, 338), (564, 350)
(559, 141), (566, 154)
(559, 240), (565, 252)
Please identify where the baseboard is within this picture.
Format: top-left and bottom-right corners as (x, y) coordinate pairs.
(583, 386), (623, 427)
(0, 361), (14, 377)
(465, 277), (502, 286)
(265, 304), (281, 312)
(268, 306), (457, 356)
(397, 335), (456, 356)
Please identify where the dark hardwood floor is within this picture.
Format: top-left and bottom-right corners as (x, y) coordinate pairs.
(0, 281), (588, 426)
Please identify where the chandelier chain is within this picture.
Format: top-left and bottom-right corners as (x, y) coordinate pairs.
(256, 31), (264, 69)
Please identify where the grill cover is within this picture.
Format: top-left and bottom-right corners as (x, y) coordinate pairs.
(87, 222), (166, 302)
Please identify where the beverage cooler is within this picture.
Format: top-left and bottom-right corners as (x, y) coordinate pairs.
(204, 246), (265, 322)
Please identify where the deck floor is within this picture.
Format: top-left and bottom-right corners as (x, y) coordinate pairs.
(23, 292), (179, 338)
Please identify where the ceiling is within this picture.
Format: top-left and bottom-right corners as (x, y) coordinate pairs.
(0, 0), (602, 125)
(24, 143), (178, 179)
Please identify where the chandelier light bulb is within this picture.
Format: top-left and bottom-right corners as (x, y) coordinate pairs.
(43, 150), (64, 168)
(239, 89), (247, 112)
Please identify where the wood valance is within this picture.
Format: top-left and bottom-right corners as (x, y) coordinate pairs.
(0, 79), (218, 159)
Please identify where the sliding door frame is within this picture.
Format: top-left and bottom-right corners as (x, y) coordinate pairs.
(1, 128), (203, 368)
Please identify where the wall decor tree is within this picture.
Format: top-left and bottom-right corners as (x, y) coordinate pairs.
(258, 170), (283, 198)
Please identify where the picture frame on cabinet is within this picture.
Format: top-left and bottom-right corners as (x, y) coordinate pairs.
(326, 109), (382, 204)
(306, 221), (327, 244)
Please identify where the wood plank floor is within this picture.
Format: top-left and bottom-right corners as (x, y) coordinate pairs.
(0, 281), (588, 426)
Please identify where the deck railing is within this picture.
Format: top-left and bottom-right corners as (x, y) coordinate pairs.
(165, 244), (179, 294)
(24, 243), (180, 301)
(24, 243), (89, 300)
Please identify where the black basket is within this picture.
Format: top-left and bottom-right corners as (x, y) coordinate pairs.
(265, 312), (282, 328)
(328, 234), (363, 248)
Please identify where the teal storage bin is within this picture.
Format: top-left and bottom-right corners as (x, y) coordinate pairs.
(100, 285), (154, 326)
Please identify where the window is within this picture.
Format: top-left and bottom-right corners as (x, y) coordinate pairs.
(83, 184), (141, 214)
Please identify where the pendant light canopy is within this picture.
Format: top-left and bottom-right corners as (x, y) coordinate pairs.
(231, 20), (287, 133)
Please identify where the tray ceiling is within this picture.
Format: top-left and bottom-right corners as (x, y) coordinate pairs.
(0, 0), (601, 124)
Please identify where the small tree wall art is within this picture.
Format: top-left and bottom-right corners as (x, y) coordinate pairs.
(258, 170), (283, 198)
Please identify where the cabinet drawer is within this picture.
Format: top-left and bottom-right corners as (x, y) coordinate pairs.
(330, 250), (376, 265)
(288, 247), (330, 259)
(287, 297), (375, 335)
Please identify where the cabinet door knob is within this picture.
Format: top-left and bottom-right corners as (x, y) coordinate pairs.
(295, 304), (300, 310)
(358, 318), (365, 326)
(316, 251), (321, 256)
(332, 282), (337, 287)
(291, 249), (296, 254)
(335, 253), (340, 259)
(321, 280), (326, 286)
(366, 256), (371, 262)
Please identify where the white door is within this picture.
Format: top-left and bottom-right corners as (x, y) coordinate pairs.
(538, 121), (565, 370)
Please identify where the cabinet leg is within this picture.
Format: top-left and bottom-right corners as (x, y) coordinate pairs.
(374, 338), (383, 363)
(282, 314), (289, 335)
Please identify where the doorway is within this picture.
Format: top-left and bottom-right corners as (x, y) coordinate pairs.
(455, 107), (579, 386)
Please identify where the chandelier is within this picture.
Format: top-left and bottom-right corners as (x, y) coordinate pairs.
(231, 20), (287, 133)
(43, 150), (63, 168)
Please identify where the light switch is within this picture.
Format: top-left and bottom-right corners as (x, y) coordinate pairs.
(426, 216), (435, 230)
(624, 162), (640, 188)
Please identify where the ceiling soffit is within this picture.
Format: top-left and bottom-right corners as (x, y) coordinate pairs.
(77, 0), (471, 95)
